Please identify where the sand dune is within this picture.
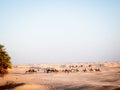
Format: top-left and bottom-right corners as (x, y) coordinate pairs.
(0, 61), (120, 90)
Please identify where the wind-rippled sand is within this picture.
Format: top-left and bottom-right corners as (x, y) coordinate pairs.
(0, 62), (120, 90)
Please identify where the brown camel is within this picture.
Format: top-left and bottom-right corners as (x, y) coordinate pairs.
(83, 68), (87, 72)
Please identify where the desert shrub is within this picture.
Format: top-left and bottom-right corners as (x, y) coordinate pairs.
(0, 44), (12, 75)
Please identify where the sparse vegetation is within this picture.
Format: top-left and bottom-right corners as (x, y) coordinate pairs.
(0, 44), (12, 76)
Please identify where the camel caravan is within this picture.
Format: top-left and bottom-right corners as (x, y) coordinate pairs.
(25, 67), (38, 74)
(25, 64), (102, 74)
(25, 69), (37, 74)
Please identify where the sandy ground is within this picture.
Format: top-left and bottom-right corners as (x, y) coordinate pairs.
(0, 61), (120, 90)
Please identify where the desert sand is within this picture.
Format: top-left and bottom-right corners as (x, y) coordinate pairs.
(0, 61), (120, 90)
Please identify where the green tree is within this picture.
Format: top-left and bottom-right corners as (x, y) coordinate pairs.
(0, 44), (12, 75)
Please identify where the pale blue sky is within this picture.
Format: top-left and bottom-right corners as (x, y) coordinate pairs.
(0, 0), (120, 63)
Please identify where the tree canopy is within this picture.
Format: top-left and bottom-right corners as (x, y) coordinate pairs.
(0, 44), (12, 75)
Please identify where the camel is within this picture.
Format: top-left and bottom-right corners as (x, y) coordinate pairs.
(89, 68), (93, 72)
(44, 68), (59, 73)
(79, 65), (83, 68)
(88, 64), (92, 67)
(94, 68), (101, 72)
(82, 68), (87, 72)
(62, 69), (70, 73)
(25, 69), (37, 74)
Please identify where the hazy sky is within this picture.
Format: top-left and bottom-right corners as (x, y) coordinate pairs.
(0, 0), (120, 63)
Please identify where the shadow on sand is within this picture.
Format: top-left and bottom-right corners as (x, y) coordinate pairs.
(0, 81), (25, 90)
(55, 85), (120, 90)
